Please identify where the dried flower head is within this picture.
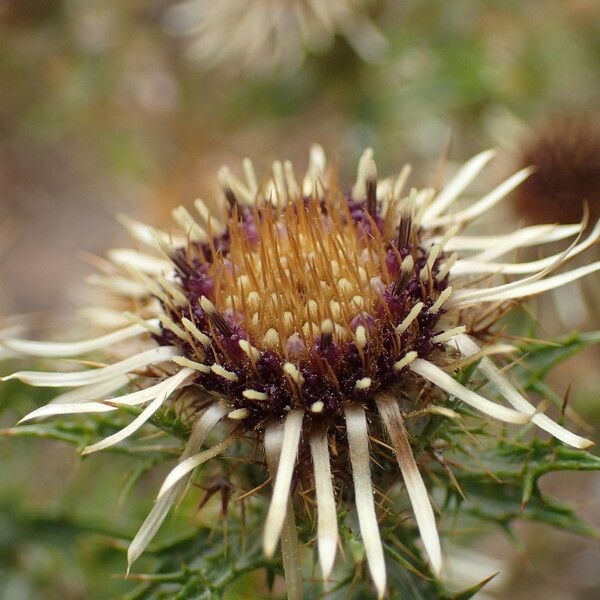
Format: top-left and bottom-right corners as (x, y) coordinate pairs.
(514, 115), (600, 224)
(164, 0), (387, 75)
(3, 146), (600, 598)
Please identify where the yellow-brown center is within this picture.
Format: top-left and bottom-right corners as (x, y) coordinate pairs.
(208, 195), (394, 354)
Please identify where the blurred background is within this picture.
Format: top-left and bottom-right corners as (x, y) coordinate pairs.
(1, 1), (599, 598)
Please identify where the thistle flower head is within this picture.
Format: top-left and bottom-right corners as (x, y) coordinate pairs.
(164, 0), (387, 75)
(3, 145), (600, 598)
(515, 115), (600, 224)
(155, 152), (450, 426)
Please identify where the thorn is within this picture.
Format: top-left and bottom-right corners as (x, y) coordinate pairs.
(560, 384), (572, 417)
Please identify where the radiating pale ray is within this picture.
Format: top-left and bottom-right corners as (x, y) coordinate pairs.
(49, 375), (132, 405)
(376, 395), (442, 575)
(452, 221), (600, 275)
(20, 401), (112, 420)
(156, 425), (241, 498)
(448, 343), (517, 367)
(421, 150), (496, 222)
(117, 214), (185, 249)
(81, 368), (194, 455)
(194, 198), (226, 236)
(79, 306), (140, 330)
(470, 224), (583, 262)
(448, 226), (586, 306)
(218, 164), (256, 205)
(3, 346), (178, 387)
(425, 167), (534, 227)
(0, 348), (16, 361)
(86, 274), (149, 298)
(1, 321), (158, 357)
(452, 261), (600, 306)
(345, 403), (386, 599)
(309, 425), (338, 580)
(449, 335), (593, 449)
(19, 374), (182, 423)
(172, 206), (208, 242)
(108, 249), (172, 274)
(127, 402), (227, 571)
(264, 421), (303, 600)
(410, 359), (529, 424)
(263, 410), (303, 558)
(438, 224), (581, 254)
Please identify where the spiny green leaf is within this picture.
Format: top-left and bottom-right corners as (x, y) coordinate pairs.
(445, 573), (498, 600)
(0, 421), (178, 459)
(515, 330), (600, 383)
(438, 437), (600, 539)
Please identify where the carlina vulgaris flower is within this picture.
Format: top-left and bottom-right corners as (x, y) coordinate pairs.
(3, 145), (600, 599)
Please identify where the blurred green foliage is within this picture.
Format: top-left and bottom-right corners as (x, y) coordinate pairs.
(2, 1), (599, 178)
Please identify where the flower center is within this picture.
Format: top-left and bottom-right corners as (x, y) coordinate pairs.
(209, 195), (391, 357)
(161, 185), (451, 419)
